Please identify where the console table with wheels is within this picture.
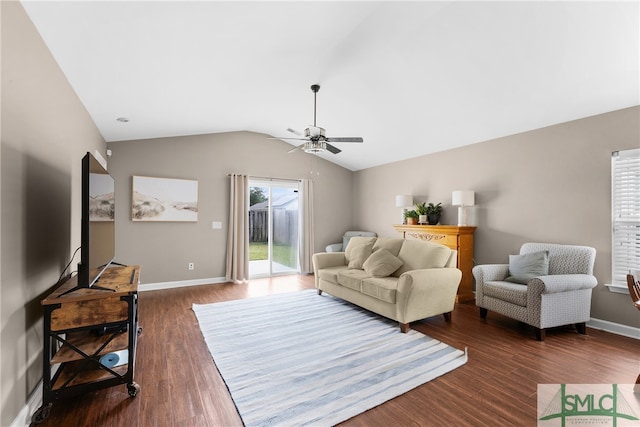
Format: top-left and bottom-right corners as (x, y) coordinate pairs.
(32, 265), (141, 423)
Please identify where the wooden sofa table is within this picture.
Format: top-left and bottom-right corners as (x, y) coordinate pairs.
(32, 265), (141, 424)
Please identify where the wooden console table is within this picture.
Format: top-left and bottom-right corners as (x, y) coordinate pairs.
(393, 225), (476, 303)
(33, 265), (141, 423)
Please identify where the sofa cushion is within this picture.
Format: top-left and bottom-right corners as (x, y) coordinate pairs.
(394, 240), (452, 277)
(372, 237), (405, 257)
(483, 280), (528, 307)
(317, 266), (344, 284)
(505, 250), (549, 284)
(337, 269), (370, 291)
(363, 248), (403, 277)
(361, 277), (398, 304)
(345, 236), (376, 269)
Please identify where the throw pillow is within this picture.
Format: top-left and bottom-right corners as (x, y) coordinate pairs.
(372, 237), (405, 257)
(363, 248), (404, 277)
(394, 240), (451, 276)
(505, 250), (549, 284)
(345, 236), (376, 269)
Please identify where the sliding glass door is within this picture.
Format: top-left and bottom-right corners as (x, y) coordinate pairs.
(248, 179), (300, 278)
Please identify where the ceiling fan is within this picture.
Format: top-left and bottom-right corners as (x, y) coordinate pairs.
(273, 84), (364, 155)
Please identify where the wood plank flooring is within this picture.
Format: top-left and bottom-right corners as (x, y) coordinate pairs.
(33, 274), (640, 427)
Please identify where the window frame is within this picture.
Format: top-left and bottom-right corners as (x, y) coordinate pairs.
(608, 148), (640, 293)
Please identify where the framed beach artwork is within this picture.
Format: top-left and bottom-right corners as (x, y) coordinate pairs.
(132, 176), (198, 222)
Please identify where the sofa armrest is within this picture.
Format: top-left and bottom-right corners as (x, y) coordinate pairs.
(528, 274), (598, 294)
(325, 243), (343, 253)
(395, 268), (462, 323)
(312, 252), (347, 273)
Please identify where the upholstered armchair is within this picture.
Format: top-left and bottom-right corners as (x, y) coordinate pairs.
(473, 242), (597, 340)
(325, 231), (377, 252)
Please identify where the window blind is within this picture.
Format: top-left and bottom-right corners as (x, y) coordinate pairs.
(611, 148), (640, 286)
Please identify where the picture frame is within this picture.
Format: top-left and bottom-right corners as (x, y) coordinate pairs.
(132, 176), (198, 222)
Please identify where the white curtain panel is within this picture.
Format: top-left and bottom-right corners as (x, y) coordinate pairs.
(299, 178), (315, 274)
(225, 174), (249, 282)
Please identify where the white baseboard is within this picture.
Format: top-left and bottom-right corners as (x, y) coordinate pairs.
(587, 317), (640, 339)
(138, 276), (227, 292)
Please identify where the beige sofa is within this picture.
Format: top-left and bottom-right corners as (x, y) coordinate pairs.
(312, 236), (462, 332)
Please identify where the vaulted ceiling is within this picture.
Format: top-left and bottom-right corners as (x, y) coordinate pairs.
(21, 1), (639, 171)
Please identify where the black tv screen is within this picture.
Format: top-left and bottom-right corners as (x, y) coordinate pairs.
(78, 152), (115, 288)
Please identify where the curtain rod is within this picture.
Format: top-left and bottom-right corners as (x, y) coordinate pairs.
(227, 174), (301, 183)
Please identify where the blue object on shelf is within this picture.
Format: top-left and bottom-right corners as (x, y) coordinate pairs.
(99, 352), (120, 368)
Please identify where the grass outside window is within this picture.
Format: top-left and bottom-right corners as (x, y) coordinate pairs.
(249, 242), (297, 268)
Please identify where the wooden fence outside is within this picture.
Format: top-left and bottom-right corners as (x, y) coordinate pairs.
(249, 210), (298, 246)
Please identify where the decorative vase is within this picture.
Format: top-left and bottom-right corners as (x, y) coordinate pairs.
(427, 213), (440, 225)
(418, 215), (427, 224)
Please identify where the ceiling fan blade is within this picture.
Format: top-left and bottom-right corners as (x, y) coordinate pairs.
(268, 136), (308, 141)
(325, 143), (342, 154)
(287, 128), (303, 136)
(288, 143), (305, 153)
(325, 137), (364, 143)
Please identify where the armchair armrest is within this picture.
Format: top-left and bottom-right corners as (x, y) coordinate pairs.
(395, 268), (462, 323)
(528, 274), (598, 294)
(325, 243), (343, 253)
(473, 264), (509, 305)
(472, 264), (510, 283)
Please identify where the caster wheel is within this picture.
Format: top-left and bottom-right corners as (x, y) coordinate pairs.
(32, 403), (52, 424)
(127, 382), (141, 397)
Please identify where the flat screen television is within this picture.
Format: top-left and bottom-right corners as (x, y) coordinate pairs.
(77, 152), (116, 291)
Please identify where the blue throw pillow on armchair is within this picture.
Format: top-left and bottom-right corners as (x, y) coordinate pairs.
(505, 251), (549, 284)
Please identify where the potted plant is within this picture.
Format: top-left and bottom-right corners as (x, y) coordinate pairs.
(415, 202), (428, 224)
(404, 209), (419, 225)
(426, 202), (442, 225)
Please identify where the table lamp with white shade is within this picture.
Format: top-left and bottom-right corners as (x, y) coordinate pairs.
(452, 190), (475, 226)
(395, 195), (414, 224)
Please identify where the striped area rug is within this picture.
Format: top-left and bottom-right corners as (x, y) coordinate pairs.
(193, 290), (467, 427)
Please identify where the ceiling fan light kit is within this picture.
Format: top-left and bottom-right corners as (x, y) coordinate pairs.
(275, 84), (364, 155)
(303, 140), (327, 153)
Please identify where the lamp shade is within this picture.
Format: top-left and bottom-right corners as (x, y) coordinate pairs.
(452, 190), (475, 206)
(395, 195), (413, 208)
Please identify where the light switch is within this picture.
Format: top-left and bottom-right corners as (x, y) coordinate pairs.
(212, 221), (222, 229)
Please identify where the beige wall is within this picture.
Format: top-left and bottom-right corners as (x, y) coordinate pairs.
(1, 2), (106, 424)
(107, 132), (354, 284)
(353, 106), (640, 327)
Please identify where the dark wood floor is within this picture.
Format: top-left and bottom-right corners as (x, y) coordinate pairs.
(34, 274), (640, 426)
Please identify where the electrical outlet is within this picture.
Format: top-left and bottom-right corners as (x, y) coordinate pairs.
(188, 262), (195, 270)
